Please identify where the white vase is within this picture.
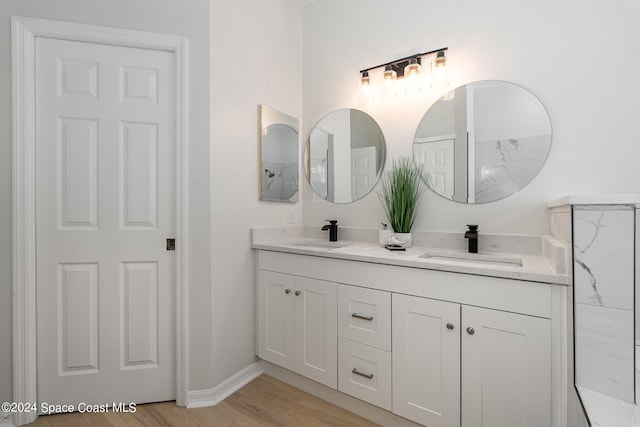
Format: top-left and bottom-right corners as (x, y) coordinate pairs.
(391, 232), (412, 248)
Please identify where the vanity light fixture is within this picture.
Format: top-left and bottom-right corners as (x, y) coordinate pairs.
(359, 47), (449, 91)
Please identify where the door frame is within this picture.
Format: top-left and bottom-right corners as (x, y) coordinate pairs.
(12, 16), (189, 425)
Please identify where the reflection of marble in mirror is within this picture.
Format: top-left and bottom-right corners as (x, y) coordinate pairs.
(414, 80), (552, 203)
(260, 105), (299, 202)
(305, 109), (386, 203)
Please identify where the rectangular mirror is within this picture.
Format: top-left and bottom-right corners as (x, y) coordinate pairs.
(259, 105), (299, 202)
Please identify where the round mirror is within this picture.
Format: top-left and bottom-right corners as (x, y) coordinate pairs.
(305, 109), (386, 203)
(413, 80), (552, 203)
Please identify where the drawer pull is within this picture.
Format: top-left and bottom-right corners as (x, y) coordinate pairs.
(351, 313), (374, 321)
(351, 368), (374, 379)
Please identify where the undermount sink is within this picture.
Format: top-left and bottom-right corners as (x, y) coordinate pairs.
(419, 251), (523, 267)
(293, 241), (350, 249)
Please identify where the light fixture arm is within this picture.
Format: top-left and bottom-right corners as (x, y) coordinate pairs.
(359, 47), (448, 74)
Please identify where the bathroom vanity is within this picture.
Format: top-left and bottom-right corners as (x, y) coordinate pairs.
(252, 227), (569, 427)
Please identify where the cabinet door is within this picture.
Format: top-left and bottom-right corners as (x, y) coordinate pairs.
(257, 270), (295, 370)
(294, 276), (338, 388)
(392, 294), (460, 427)
(462, 306), (551, 427)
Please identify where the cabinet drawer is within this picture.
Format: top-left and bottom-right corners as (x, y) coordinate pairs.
(338, 285), (391, 351)
(338, 338), (391, 411)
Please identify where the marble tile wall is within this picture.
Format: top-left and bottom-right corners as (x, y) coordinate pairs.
(574, 205), (635, 403)
(261, 160), (298, 202)
(549, 205), (590, 426)
(474, 134), (551, 203)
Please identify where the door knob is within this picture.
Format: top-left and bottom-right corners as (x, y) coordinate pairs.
(446, 323), (454, 330)
(295, 290), (301, 296)
(285, 289), (291, 294)
(466, 327), (475, 335)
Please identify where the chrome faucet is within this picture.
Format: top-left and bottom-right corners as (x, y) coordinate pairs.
(321, 220), (338, 242)
(465, 224), (479, 253)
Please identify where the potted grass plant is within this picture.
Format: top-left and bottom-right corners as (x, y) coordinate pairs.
(378, 156), (425, 248)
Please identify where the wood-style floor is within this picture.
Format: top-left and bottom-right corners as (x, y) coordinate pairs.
(27, 374), (380, 426)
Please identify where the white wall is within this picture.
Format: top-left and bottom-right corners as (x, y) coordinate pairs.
(302, 0), (640, 235)
(0, 0), (212, 403)
(209, 0), (302, 386)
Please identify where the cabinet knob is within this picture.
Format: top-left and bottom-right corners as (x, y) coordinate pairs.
(466, 327), (475, 335)
(295, 290), (301, 296)
(446, 323), (454, 330)
(285, 289), (291, 294)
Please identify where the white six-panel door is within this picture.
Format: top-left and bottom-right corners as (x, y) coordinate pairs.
(35, 37), (176, 407)
(414, 138), (455, 199)
(350, 146), (377, 200)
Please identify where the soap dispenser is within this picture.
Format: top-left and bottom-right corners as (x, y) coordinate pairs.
(379, 223), (391, 247)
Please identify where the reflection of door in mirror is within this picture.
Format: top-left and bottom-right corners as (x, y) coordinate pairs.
(309, 128), (329, 200)
(414, 136), (455, 199)
(351, 146), (377, 200)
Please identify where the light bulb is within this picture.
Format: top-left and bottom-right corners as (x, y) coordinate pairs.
(434, 50), (447, 68)
(360, 71), (370, 86)
(404, 57), (422, 77)
(431, 51), (449, 88)
(383, 65), (397, 81)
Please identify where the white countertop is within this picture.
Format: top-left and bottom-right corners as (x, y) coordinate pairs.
(251, 236), (569, 285)
(548, 194), (640, 208)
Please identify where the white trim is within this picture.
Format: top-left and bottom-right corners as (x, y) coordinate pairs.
(186, 363), (263, 409)
(11, 16), (189, 426)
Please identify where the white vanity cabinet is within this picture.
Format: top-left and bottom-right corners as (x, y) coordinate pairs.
(257, 270), (337, 388)
(393, 293), (551, 427)
(255, 250), (559, 427)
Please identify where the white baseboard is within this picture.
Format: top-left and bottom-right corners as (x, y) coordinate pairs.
(186, 362), (263, 408)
